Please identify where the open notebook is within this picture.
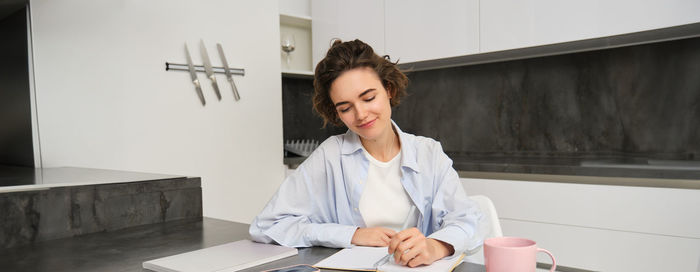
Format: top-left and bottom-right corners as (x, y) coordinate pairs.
(142, 239), (298, 272)
(314, 246), (464, 272)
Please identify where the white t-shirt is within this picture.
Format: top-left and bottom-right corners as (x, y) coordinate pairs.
(358, 148), (417, 231)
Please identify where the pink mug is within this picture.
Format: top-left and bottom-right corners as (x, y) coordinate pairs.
(484, 237), (557, 272)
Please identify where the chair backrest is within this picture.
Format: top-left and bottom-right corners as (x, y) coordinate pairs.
(463, 194), (502, 265)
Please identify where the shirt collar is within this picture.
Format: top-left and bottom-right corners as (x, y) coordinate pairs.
(340, 120), (420, 173)
(394, 121), (420, 173)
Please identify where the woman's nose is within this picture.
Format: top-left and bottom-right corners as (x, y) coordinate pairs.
(355, 104), (368, 121)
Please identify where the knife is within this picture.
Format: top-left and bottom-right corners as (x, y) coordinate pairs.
(184, 43), (206, 106)
(200, 39), (222, 100)
(216, 43), (241, 101)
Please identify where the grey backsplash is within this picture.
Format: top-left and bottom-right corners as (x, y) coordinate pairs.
(283, 36), (700, 163)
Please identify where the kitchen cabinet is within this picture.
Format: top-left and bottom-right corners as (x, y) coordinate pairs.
(385, 0), (479, 63)
(462, 177), (700, 271)
(279, 0), (311, 18)
(312, 0), (700, 67)
(480, 0), (700, 52)
(311, 0), (385, 68)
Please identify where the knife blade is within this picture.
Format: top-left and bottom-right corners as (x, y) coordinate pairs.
(184, 43), (206, 106)
(200, 40), (222, 100)
(216, 43), (241, 101)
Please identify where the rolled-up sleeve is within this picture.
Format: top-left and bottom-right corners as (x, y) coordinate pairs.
(426, 143), (483, 258)
(249, 143), (357, 248)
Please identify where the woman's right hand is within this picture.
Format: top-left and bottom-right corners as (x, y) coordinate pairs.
(351, 227), (397, 247)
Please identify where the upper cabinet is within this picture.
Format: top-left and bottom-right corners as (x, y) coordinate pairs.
(385, 0), (479, 63)
(311, 0), (385, 68)
(480, 0), (700, 52)
(312, 0), (700, 67)
(279, 0), (311, 18)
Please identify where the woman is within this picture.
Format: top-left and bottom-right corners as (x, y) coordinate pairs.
(250, 39), (482, 267)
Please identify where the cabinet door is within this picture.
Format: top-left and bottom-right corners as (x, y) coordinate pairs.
(385, 0), (479, 63)
(311, 0), (385, 68)
(481, 0), (700, 53)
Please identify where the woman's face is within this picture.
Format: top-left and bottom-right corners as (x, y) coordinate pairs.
(329, 67), (393, 142)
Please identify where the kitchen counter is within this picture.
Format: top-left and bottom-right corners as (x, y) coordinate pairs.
(0, 167), (202, 249)
(0, 218), (237, 272)
(0, 217), (490, 272)
(451, 155), (700, 189)
(0, 165), (185, 191)
(285, 156), (700, 189)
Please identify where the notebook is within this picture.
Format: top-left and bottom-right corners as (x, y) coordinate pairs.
(314, 246), (464, 272)
(143, 239), (298, 272)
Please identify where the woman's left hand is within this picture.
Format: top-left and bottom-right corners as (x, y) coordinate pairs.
(387, 228), (455, 267)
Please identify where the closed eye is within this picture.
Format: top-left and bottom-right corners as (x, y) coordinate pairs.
(364, 96), (376, 102)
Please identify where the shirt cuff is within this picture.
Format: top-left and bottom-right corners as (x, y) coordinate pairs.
(309, 223), (358, 248)
(427, 225), (470, 259)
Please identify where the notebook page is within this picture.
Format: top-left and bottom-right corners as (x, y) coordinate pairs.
(314, 246), (464, 272)
(378, 254), (464, 272)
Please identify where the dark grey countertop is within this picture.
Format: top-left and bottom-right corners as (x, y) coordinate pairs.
(0, 166), (186, 191)
(285, 156), (700, 189)
(449, 155), (700, 179)
(0, 217), (487, 272)
(450, 155), (700, 189)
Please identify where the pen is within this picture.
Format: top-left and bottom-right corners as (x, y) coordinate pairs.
(373, 205), (417, 268)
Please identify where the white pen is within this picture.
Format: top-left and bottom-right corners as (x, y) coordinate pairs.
(373, 205), (417, 268)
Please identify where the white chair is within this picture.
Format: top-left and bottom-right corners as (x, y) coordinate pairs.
(463, 195), (503, 265)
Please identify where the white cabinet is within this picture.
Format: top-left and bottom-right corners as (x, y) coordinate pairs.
(480, 0), (700, 52)
(313, 0), (700, 66)
(279, 0), (311, 18)
(461, 177), (700, 271)
(311, 0), (385, 68)
(385, 0), (479, 63)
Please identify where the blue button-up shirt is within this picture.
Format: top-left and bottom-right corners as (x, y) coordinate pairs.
(250, 122), (483, 257)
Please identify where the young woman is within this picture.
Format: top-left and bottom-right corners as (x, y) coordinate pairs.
(250, 39), (482, 267)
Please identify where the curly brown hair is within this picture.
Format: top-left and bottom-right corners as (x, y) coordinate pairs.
(313, 39), (408, 127)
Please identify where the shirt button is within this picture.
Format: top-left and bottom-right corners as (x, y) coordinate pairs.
(354, 208), (358, 211)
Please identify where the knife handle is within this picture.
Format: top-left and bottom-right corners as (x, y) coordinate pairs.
(211, 81), (222, 100)
(193, 80), (206, 106)
(229, 78), (240, 101)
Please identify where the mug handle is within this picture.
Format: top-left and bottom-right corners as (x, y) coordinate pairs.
(537, 248), (557, 272)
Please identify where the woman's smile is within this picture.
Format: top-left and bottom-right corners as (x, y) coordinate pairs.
(358, 118), (377, 129)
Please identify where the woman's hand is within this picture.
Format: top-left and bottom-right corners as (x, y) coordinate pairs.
(388, 228), (455, 267)
(351, 227), (397, 247)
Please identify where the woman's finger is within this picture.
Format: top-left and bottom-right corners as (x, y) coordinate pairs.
(380, 234), (391, 246)
(394, 235), (422, 264)
(397, 236), (424, 265)
(407, 252), (427, 268)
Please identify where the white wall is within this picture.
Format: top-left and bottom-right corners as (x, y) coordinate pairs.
(29, 0), (285, 224)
